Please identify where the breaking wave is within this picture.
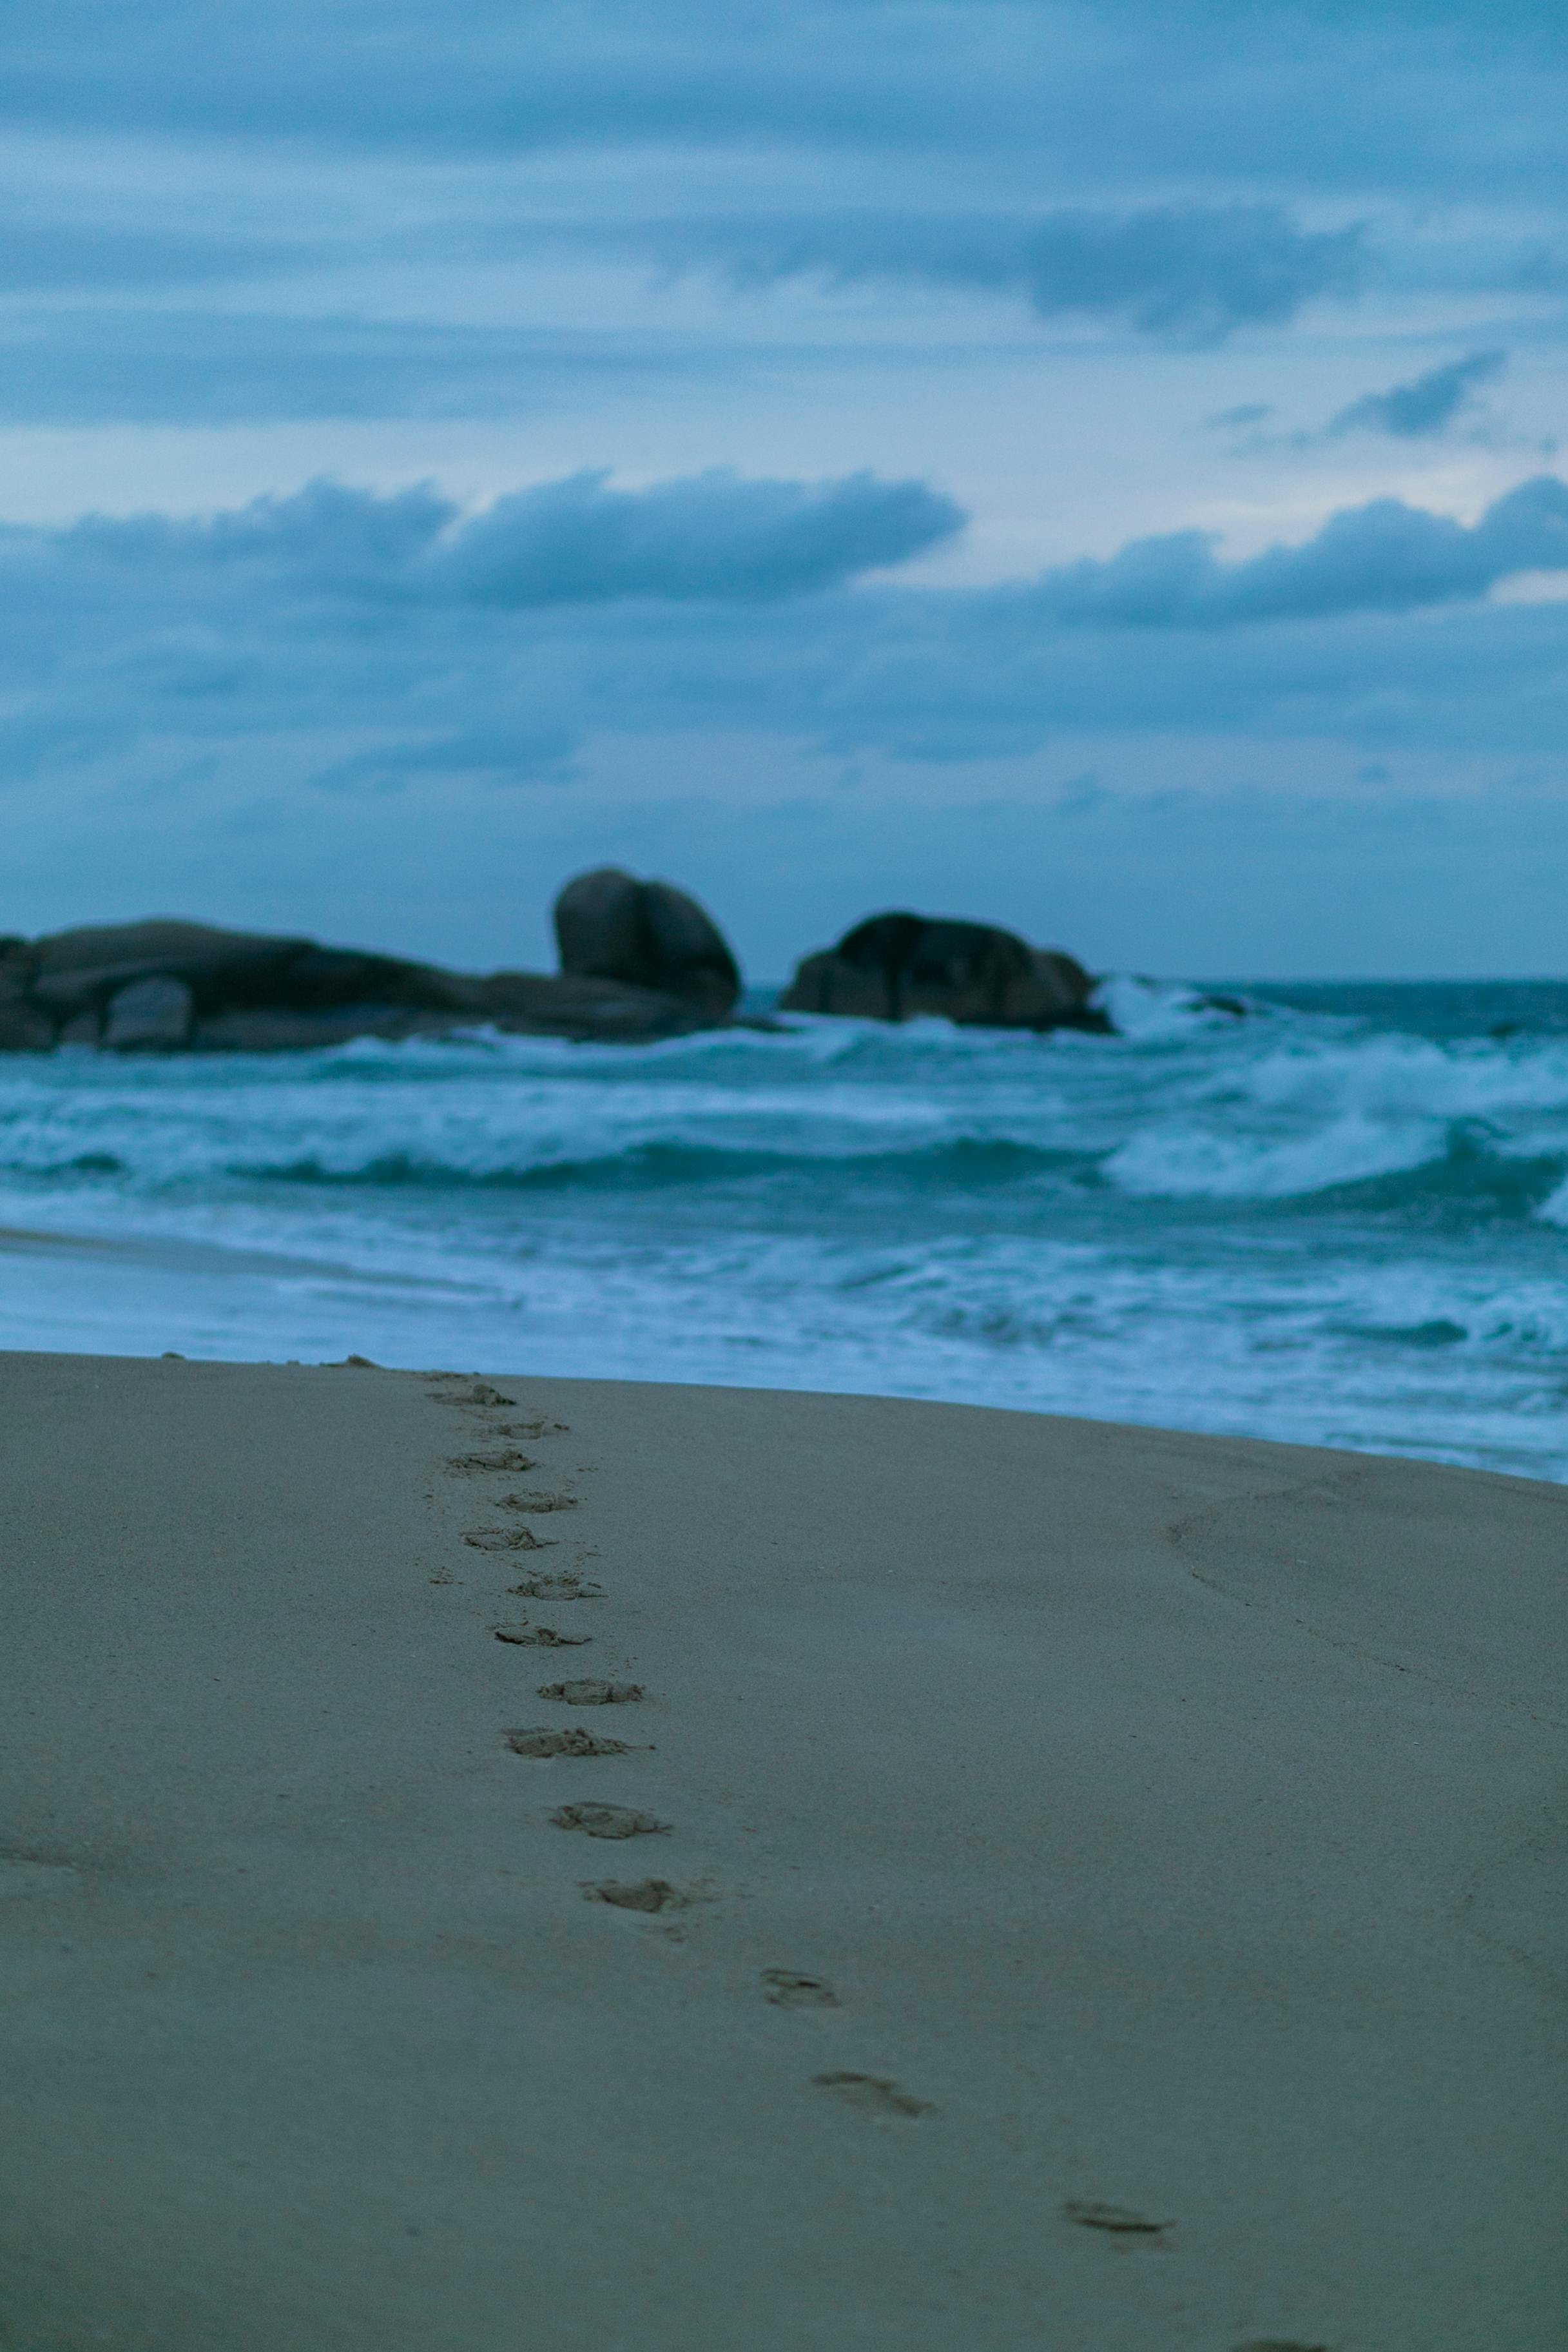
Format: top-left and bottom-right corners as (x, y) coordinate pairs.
(1, 975), (1566, 1479)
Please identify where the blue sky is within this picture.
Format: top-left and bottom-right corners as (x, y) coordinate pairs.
(4, 0), (1567, 978)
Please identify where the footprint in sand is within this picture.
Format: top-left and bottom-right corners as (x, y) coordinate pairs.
(551, 1803), (669, 1840)
(504, 1726), (631, 1758)
(583, 1878), (702, 1912)
(493, 1623), (591, 1648)
(0, 1853), (81, 1898)
(431, 1382), (516, 1409)
(764, 1970), (838, 2008)
(812, 2073), (930, 2118)
(465, 1526), (554, 1553)
(1065, 2201), (1169, 2239)
(499, 1490), (578, 1515)
(539, 1678), (643, 1704)
(508, 1572), (605, 1600)
(1230, 2342), (1335, 2351)
(447, 1451), (539, 1475)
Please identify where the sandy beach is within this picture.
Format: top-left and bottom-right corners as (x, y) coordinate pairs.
(1, 1350), (1563, 2351)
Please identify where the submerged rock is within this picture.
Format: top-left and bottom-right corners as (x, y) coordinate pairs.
(780, 910), (1108, 1033)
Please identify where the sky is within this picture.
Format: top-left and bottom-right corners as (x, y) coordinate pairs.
(3, 0), (1567, 980)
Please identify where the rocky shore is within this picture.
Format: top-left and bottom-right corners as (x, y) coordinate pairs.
(0, 870), (1107, 1051)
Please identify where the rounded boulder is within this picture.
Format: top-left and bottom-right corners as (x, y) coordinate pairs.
(553, 868), (740, 1018)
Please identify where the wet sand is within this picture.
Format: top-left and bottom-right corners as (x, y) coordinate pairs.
(1, 1351), (1563, 2351)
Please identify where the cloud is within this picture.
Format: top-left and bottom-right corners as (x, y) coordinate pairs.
(702, 204), (1366, 339)
(2, 468), (1568, 815)
(1326, 349), (1507, 439)
(434, 469), (965, 603)
(0, 200), (1370, 442)
(8, 0), (1567, 210)
(1207, 402), (1275, 429)
(0, 308), (728, 425)
(3, 1), (1563, 460)
(59, 479), (458, 596)
(0, 221), (302, 291)
(47, 468), (964, 608)
(1021, 476), (1568, 628)
(58, 467), (1568, 649)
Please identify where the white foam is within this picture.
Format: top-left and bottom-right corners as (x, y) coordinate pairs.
(1535, 1173), (1568, 1227)
(1105, 1113), (1444, 1200)
(2, 989), (1566, 1481)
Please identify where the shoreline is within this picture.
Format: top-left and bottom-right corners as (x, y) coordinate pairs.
(3, 1354), (1563, 2349)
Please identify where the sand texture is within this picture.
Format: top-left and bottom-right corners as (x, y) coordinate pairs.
(1, 1353), (1564, 2351)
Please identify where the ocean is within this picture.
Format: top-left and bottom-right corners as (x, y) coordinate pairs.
(3, 975), (1566, 1481)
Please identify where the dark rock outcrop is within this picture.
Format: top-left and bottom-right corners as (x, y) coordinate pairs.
(0, 937), (53, 1051)
(780, 911), (1107, 1033)
(554, 868), (741, 1021)
(0, 878), (744, 1052)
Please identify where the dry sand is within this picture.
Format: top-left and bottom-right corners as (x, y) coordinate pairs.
(1, 1352), (1563, 2351)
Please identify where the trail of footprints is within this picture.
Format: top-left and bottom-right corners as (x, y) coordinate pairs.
(423, 1367), (924, 2115)
(421, 1372), (1204, 2260)
(429, 1377), (681, 1901)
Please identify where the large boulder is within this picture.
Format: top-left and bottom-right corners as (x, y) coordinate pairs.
(554, 869), (741, 1020)
(780, 911), (1107, 1033)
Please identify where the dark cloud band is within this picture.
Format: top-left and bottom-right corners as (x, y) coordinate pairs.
(701, 204), (1365, 339)
(0, 467), (1565, 797)
(1326, 350), (1507, 440)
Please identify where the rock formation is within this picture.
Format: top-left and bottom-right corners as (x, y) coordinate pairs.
(0, 877), (745, 1052)
(779, 911), (1107, 1033)
(554, 868), (741, 1021)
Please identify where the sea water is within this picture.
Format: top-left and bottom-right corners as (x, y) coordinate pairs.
(2, 977), (1565, 1481)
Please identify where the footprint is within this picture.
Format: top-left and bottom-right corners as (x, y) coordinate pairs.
(551, 1803), (669, 1840)
(496, 1419), (568, 1439)
(493, 1624), (591, 1648)
(0, 1853), (81, 1898)
(500, 1490), (577, 1514)
(447, 1451), (539, 1475)
(1231, 2342), (1334, 2351)
(539, 1678), (643, 1705)
(504, 1726), (629, 1758)
(764, 1970), (838, 2008)
(1065, 2202), (1169, 2238)
(465, 1526), (554, 1553)
(813, 2073), (929, 2119)
(583, 1878), (693, 1912)
(432, 1383), (516, 1408)
(508, 1573), (605, 1601)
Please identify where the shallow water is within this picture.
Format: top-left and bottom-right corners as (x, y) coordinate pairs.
(2, 975), (1565, 1479)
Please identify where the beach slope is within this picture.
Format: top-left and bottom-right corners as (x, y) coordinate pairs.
(1, 1354), (1563, 2350)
